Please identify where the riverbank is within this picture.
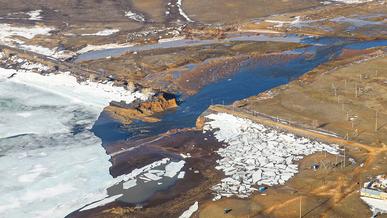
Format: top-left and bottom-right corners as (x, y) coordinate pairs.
(193, 46), (387, 217)
(1, 1), (387, 217)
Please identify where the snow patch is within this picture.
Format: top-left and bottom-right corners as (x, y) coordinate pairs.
(0, 23), (53, 40)
(77, 43), (136, 54)
(26, 10), (43, 21)
(330, 0), (374, 3)
(176, 0), (194, 22)
(0, 23), (73, 59)
(158, 36), (186, 43)
(81, 29), (120, 36)
(179, 201), (199, 218)
(125, 11), (145, 22)
(361, 197), (387, 216)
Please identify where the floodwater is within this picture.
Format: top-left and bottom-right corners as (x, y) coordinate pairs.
(1, 35), (386, 217)
(93, 38), (387, 145)
(74, 33), (307, 62)
(89, 38), (387, 210)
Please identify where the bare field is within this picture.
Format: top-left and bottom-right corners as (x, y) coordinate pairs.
(241, 1), (387, 39)
(198, 151), (379, 217)
(183, 0), (321, 24)
(131, 0), (167, 23)
(81, 41), (304, 94)
(198, 48), (387, 217)
(0, 0), (137, 24)
(240, 49), (387, 147)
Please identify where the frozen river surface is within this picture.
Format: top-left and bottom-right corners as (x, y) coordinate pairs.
(0, 78), (112, 217)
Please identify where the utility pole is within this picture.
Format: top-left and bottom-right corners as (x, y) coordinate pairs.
(343, 147), (346, 168)
(355, 83), (358, 98)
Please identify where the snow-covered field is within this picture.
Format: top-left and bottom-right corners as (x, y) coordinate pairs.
(1, 10), (43, 21)
(0, 69), (148, 110)
(203, 113), (340, 200)
(0, 23), (53, 42)
(0, 23), (73, 59)
(0, 62), (153, 217)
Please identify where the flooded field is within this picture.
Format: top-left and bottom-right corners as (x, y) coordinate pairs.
(93, 38), (387, 144)
(83, 39), (387, 217)
(1, 0), (386, 216)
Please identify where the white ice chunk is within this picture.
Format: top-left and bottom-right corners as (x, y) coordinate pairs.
(179, 201), (198, 218)
(80, 194), (123, 211)
(164, 160), (186, 178)
(123, 179), (137, 189)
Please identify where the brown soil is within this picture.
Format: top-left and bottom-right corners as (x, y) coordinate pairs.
(195, 47), (387, 217)
(240, 1), (387, 40)
(104, 92), (178, 124)
(84, 41), (303, 95)
(183, 0), (321, 24)
(238, 48), (387, 146)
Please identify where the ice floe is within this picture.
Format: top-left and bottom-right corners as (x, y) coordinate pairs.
(179, 201), (199, 218)
(117, 158), (186, 190)
(203, 113), (340, 200)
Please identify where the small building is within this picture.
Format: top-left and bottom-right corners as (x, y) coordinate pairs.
(360, 175), (387, 200)
(360, 188), (387, 200)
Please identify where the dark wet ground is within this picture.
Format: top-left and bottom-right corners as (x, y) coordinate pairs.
(83, 37), (387, 217)
(68, 130), (223, 218)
